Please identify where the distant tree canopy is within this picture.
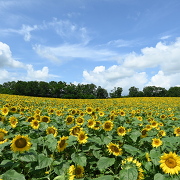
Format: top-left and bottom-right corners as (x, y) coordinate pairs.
(0, 81), (180, 98)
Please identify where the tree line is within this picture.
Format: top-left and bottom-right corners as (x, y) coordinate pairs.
(0, 81), (180, 98)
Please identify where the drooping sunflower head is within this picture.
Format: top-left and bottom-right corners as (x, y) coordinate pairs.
(57, 136), (68, 152)
(0, 129), (8, 144)
(46, 126), (58, 137)
(107, 142), (122, 156)
(159, 152), (180, 175)
(117, 126), (126, 136)
(152, 138), (163, 148)
(77, 131), (88, 144)
(103, 121), (114, 131)
(174, 127), (180, 136)
(30, 119), (40, 130)
(66, 115), (74, 125)
(11, 135), (31, 152)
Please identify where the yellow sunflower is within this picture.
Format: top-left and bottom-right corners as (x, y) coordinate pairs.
(68, 165), (84, 180)
(141, 128), (148, 138)
(87, 119), (95, 128)
(30, 119), (40, 129)
(75, 116), (84, 125)
(69, 126), (82, 136)
(57, 136), (68, 152)
(99, 111), (105, 117)
(11, 135), (31, 152)
(117, 126), (126, 136)
(160, 114), (166, 120)
(174, 127), (180, 136)
(66, 115), (74, 125)
(9, 116), (18, 128)
(102, 120), (114, 131)
(1, 107), (9, 116)
(92, 120), (101, 130)
(152, 138), (163, 148)
(40, 116), (51, 123)
(27, 116), (35, 122)
(0, 129), (8, 144)
(158, 130), (166, 137)
(86, 107), (93, 114)
(77, 131), (88, 144)
(159, 152), (180, 175)
(119, 110), (125, 116)
(107, 142), (123, 156)
(46, 126), (58, 137)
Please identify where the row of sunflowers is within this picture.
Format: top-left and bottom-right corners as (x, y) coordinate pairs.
(0, 94), (180, 180)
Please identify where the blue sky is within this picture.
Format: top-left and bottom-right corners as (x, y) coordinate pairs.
(1, 0), (180, 95)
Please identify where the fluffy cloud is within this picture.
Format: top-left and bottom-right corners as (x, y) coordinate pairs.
(0, 42), (54, 83)
(83, 38), (180, 95)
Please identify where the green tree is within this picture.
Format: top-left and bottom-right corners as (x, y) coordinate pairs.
(110, 87), (123, 98)
(96, 86), (108, 99)
(128, 86), (139, 97)
(168, 86), (180, 97)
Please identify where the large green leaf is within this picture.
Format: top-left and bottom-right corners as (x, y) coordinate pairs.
(36, 154), (53, 169)
(45, 134), (57, 151)
(150, 149), (161, 166)
(123, 144), (140, 155)
(119, 168), (138, 180)
(97, 157), (115, 171)
(154, 173), (166, 180)
(130, 130), (141, 142)
(71, 153), (87, 166)
(2, 169), (26, 180)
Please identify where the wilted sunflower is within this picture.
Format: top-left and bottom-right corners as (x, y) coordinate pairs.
(11, 135), (31, 152)
(69, 126), (82, 136)
(40, 116), (50, 123)
(159, 152), (180, 175)
(0, 128), (8, 144)
(9, 116), (18, 128)
(46, 126), (58, 137)
(117, 126), (126, 136)
(1, 107), (9, 116)
(76, 116), (84, 125)
(152, 138), (163, 148)
(174, 127), (180, 136)
(77, 131), (88, 144)
(68, 165), (84, 180)
(57, 136), (68, 152)
(66, 115), (74, 125)
(87, 119), (95, 129)
(103, 120), (114, 131)
(107, 142), (122, 156)
(30, 119), (40, 129)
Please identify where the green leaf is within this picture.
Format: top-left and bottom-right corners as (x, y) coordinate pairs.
(93, 175), (114, 180)
(89, 137), (103, 145)
(97, 157), (115, 171)
(93, 150), (101, 159)
(53, 175), (66, 180)
(18, 152), (37, 162)
(144, 161), (152, 171)
(71, 153), (87, 166)
(130, 130), (141, 142)
(0, 160), (14, 167)
(154, 173), (166, 180)
(123, 144), (140, 155)
(45, 134), (57, 151)
(2, 169), (26, 180)
(36, 154), (53, 169)
(119, 168), (138, 180)
(150, 149), (161, 166)
(102, 135), (112, 145)
(67, 135), (77, 146)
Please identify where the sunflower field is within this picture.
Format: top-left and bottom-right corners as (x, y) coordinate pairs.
(0, 94), (180, 180)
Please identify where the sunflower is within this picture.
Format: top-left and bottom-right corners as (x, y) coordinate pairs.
(30, 119), (40, 129)
(174, 127), (180, 136)
(117, 126), (126, 136)
(46, 126), (58, 137)
(27, 116), (35, 122)
(68, 165), (84, 180)
(0, 115), (6, 123)
(160, 114), (166, 120)
(34, 114), (41, 121)
(137, 116), (143, 121)
(10, 106), (17, 113)
(87, 119), (95, 128)
(56, 110), (62, 116)
(34, 109), (41, 115)
(92, 121), (101, 130)
(158, 130), (166, 137)
(107, 142), (123, 156)
(66, 115), (74, 125)
(99, 111), (105, 117)
(119, 110), (125, 116)
(9, 116), (18, 128)
(0, 129), (8, 144)
(77, 131), (88, 144)
(152, 138), (163, 148)
(151, 121), (158, 128)
(86, 107), (93, 114)
(141, 128), (148, 138)
(57, 136), (68, 152)
(1, 107), (9, 116)
(159, 152), (180, 175)
(103, 120), (114, 131)
(11, 135), (31, 152)
(76, 116), (84, 125)
(40, 116), (51, 123)
(69, 126), (82, 136)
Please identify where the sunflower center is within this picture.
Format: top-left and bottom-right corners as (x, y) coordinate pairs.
(0, 132), (5, 141)
(111, 145), (120, 153)
(165, 158), (177, 168)
(119, 128), (125, 133)
(33, 121), (39, 126)
(75, 167), (82, 175)
(154, 140), (160, 144)
(72, 127), (80, 135)
(15, 138), (27, 148)
(59, 140), (65, 147)
(48, 128), (55, 134)
(42, 117), (48, 122)
(79, 134), (85, 140)
(105, 123), (111, 129)
(67, 117), (73, 123)
(142, 130), (147, 135)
